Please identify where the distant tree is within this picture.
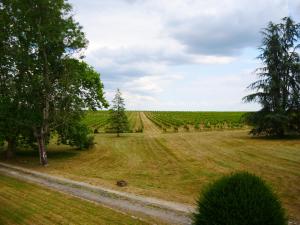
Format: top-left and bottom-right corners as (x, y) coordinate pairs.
(243, 17), (300, 137)
(108, 89), (129, 137)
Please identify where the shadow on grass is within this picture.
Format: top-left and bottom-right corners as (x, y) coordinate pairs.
(16, 149), (79, 160)
(248, 134), (300, 141)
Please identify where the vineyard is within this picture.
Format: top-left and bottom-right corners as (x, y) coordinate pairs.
(144, 111), (247, 132)
(82, 111), (144, 133)
(83, 111), (248, 133)
(127, 111), (144, 133)
(82, 111), (110, 133)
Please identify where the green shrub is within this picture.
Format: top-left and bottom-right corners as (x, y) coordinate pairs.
(57, 123), (95, 150)
(193, 172), (287, 225)
(204, 122), (211, 128)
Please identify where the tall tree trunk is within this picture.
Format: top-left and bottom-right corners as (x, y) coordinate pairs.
(35, 128), (48, 166)
(5, 137), (16, 159)
(35, 44), (50, 166)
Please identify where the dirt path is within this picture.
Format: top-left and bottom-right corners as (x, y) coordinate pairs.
(140, 112), (161, 134)
(0, 162), (193, 225)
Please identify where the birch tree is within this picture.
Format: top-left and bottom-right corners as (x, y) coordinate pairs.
(0, 0), (107, 164)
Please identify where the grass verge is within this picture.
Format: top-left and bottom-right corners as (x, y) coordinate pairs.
(0, 174), (148, 225)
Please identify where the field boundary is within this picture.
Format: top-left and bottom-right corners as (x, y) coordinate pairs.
(0, 162), (194, 225)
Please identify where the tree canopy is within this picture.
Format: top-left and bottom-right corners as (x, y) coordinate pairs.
(244, 17), (300, 137)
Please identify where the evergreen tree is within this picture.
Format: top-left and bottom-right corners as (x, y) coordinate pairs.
(108, 89), (129, 137)
(243, 17), (300, 137)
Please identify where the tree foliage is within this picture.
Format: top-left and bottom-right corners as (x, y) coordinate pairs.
(107, 89), (129, 136)
(0, 0), (107, 164)
(244, 17), (300, 136)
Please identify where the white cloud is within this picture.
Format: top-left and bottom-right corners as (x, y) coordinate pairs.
(69, 0), (292, 110)
(105, 89), (159, 110)
(124, 74), (183, 93)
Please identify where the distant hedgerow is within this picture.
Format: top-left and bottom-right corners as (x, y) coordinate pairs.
(193, 172), (287, 225)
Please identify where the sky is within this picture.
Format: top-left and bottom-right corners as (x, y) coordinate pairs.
(69, 0), (300, 111)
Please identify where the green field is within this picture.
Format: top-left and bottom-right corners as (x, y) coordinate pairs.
(0, 175), (148, 225)
(2, 111), (300, 223)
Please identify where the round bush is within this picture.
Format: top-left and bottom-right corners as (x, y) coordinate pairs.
(193, 172), (287, 225)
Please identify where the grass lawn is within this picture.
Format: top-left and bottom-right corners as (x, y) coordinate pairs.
(2, 129), (300, 222)
(0, 174), (149, 225)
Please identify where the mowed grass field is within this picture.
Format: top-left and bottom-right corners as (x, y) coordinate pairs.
(1, 111), (300, 222)
(0, 175), (148, 225)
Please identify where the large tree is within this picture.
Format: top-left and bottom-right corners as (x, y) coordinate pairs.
(0, 0), (108, 164)
(0, 0), (26, 158)
(244, 17), (300, 137)
(107, 89), (129, 137)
